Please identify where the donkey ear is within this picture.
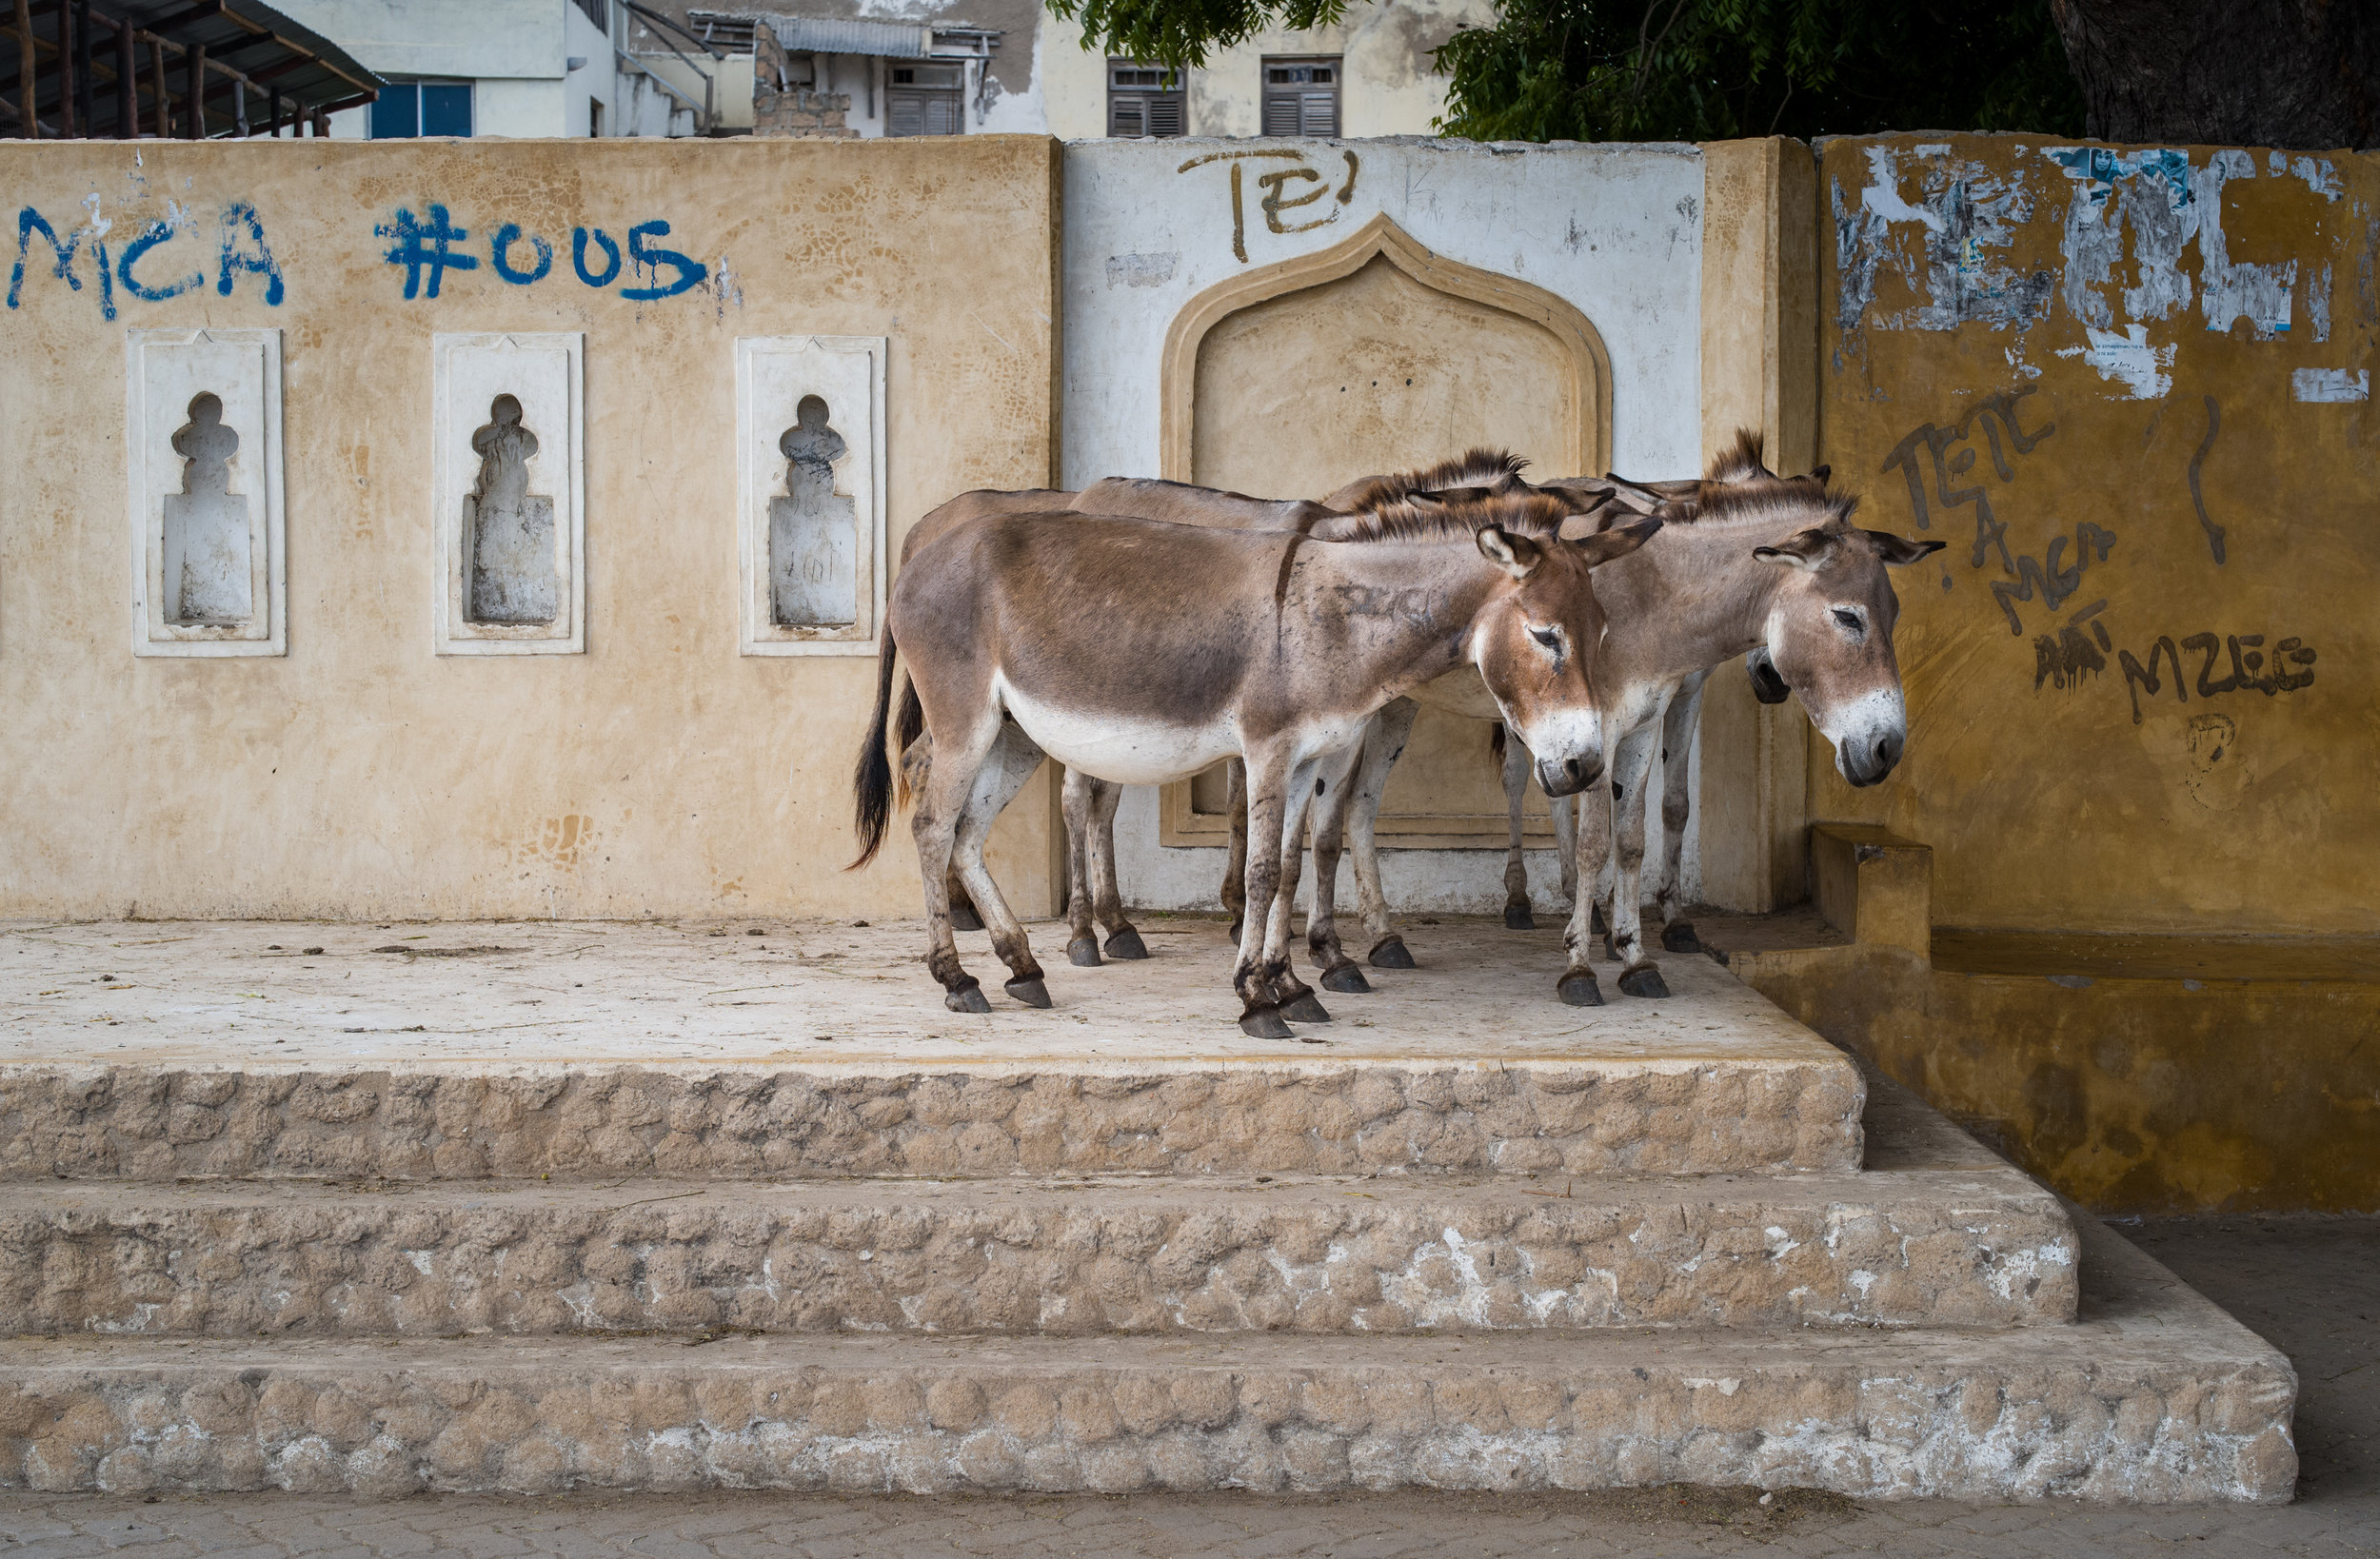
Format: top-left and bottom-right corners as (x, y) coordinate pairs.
(1753, 526), (1837, 569)
(1809, 464), (1832, 483)
(1573, 515), (1661, 567)
(1864, 529), (1948, 566)
(1476, 525), (1546, 580)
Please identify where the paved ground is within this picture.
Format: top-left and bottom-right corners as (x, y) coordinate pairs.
(2, 1214), (2371, 1558)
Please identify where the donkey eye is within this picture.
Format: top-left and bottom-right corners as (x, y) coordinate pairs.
(1832, 608), (1865, 633)
(1529, 625), (1562, 649)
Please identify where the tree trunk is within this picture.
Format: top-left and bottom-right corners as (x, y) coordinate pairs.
(2052, 0), (2378, 149)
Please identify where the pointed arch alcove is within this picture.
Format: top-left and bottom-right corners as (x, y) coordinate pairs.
(1157, 216), (1617, 848)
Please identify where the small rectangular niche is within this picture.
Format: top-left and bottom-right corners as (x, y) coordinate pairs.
(433, 333), (585, 656)
(125, 328), (286, 658)
(737, 336), (887, 656)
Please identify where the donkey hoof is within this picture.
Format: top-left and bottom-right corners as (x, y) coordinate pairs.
(1320, 963), (1371, 995)
(1280, 991), (1333, 1023)
(1240, 1006), (1295, 1040)
(1557, 970), (1604, 1007)
(1066, 937), (1102, 968)
(949, 902), (984, 934)
(1660, 920), (1702, 954)
(1503, 901), (1536, 931)
(1368, 936), (1416, 970)
(1004, 976), (1054, 1009)
(1617, 966), (1672, 999)
(944, 985), (993, 1015)
(1103, 928), (1150, 960)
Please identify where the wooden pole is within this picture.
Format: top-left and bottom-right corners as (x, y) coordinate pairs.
(56, 0), (74, 137)
(116, 10), (133, 137)
(10, 0), (31, 137)
(72, 0), (90, 138)
(148, 33), (166, 137)
(185, 42), (202, 138)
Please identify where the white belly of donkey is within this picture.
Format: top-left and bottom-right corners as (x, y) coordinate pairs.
(999, 681), (1240, 787)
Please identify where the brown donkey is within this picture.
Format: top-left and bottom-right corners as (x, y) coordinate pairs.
(851, 494), (1657, 1036)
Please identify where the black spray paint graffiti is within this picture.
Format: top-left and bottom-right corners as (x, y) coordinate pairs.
(2186, 395), (2226, 563)
(2033, 599), (2112, 690)
(2116, 631), (2316, 723)
(1876, 385), (2057, 582)
(1177, 148), (1360, 264)
(1991, 520), (2118, 635)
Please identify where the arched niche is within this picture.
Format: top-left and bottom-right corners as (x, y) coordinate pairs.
(1159, 213), (1613, 488)
(1155, 216), (1617, 848)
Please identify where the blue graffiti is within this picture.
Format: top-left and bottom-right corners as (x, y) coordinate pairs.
(377, 204), (479, 300)
(490, 223), (554, 285)
(216, 201), (285, 305)
(572, 226), (623, 287)
(117, 218), (205, 302)
(8, 207), (113, 319)
(622, 219), (706, 301)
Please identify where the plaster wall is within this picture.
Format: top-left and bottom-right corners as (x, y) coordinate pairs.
(1813, 133), (2380, 937)
(1059, 136), (1706, 911)
(0, 137), (1064, 922)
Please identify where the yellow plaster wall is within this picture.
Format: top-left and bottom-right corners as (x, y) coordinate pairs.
(1812, 133), (2379, 936)
(0, 136), (1063, 922)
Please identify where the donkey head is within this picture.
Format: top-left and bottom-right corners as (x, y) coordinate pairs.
(1471, 513), (1663, 797)
(1752, 506), (1944, 786)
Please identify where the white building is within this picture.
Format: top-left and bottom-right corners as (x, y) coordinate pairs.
(275, 0), (1490, 141)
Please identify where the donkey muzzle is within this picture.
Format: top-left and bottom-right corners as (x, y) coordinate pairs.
(1841, 730), (1904, 787)
(1537, 755), (1601, 798)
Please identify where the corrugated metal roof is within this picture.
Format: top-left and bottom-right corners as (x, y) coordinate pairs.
(765, 16), (937, 59)
(9, 0), (384, 135)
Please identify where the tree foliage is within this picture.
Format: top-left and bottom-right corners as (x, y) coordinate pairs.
(1047, 0), (2086, 142)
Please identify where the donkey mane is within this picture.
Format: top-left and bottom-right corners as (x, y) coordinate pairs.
(1309, 488), (1579, 544)
(1705, 428), (1774, 484)
(1332, 448), (1530, 514)
(1688, 479), (1859, 530)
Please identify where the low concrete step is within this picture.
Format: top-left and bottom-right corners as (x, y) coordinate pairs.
(0, 919), (1864, 1180)
(0, 1073), (2071, 1338)
(0, 1214), (2290, 1503)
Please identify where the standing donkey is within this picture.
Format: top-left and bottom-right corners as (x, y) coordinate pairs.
(850, 492), (1657, 1036)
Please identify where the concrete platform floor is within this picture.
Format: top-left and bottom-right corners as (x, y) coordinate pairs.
(0, 916), (1828, 1070)
(0, 1221), (2368, 1554)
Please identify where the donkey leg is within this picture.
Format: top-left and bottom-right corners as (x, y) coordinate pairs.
(1233, 752), (1297, 1038)
(950, 725), (1056, 1008)
(905, 728), (982, 932)
(1552, 786), (1580, 907)
(1606, 725), (1670, 998)
(1499, 725), (1536, 929)
(1088, 780), (1147, 959)
(912, 717), (1006, 1014)
(1306, 742), (1369, 993)
(1556, 772), (1616, 1006)
(1349, 699), (1418, 969)
(1264, 756), (1329, 1024)
(1061, 766), (1101, 967)
(1222, 759), (1249, 942)
(1656, 672), (1708, 954)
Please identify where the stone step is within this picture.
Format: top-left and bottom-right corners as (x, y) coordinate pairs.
(0, 1070), (2069, 1339)
(0, 1213), (2291, 1504)
(0, 919), (1864, 1180)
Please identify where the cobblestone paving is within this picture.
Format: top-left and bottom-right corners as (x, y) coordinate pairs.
(3, 1215), (2373, 1558)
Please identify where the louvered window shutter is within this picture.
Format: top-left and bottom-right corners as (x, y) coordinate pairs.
(1110, 96), (1145, 137)
(1145, 95), (1182, 136)
(924, 94), (962, 134)
(1299, 90), (1336, 136)
(888, 95), (924, 137)
(1261, 92), (1301, 136)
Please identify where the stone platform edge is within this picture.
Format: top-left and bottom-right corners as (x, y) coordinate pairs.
(0, 1212), (2292, 1504)
(0, 1056), (1865, 1181)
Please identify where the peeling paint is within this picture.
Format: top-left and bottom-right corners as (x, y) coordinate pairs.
(1833, 147), (2053, 336)
(2058, 325), (2173, 399)
(2292, 367), (2370, 403)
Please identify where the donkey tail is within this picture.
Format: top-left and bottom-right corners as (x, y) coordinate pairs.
(1488, 722), (1507, 772)
(848, 628), (902, 871)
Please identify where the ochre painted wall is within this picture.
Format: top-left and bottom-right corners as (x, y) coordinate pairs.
(1811, 134), (2379, 936)
(0, 137), (1062, 922)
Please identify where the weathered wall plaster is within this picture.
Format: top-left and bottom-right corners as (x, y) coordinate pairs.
(735, 336), (887, 656)
(1815, 133), (2378, 936)
(0, 137), (1063, 921)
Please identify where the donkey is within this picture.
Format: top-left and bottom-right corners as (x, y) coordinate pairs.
(893, 479), (1343, 966)
(850, 492), (1657, 1036)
